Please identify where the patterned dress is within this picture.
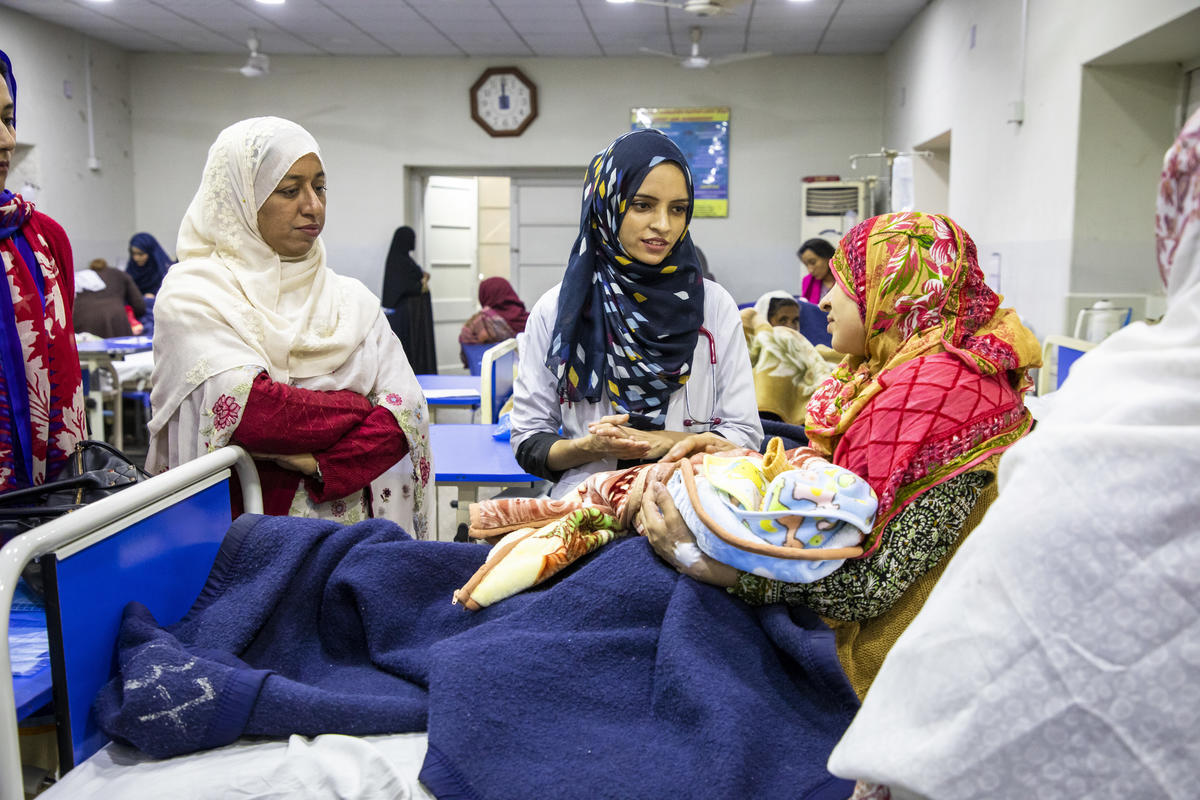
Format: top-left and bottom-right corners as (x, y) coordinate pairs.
(0, 199), (86, 494)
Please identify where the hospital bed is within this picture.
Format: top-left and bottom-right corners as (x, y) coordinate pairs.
(0, 448), (435, 799)
(2, 443), (856, 799)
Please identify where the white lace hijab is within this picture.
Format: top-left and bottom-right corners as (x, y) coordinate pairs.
(149, 116), (379, 431)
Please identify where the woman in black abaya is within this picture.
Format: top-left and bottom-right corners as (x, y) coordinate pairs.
(381, 225), (437, 374)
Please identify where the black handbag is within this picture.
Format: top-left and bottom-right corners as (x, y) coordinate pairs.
(1, 441), (149, 592)
(0, 439), (148, 517)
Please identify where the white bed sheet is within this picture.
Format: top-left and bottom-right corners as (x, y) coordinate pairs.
(42, 732), (434, 800)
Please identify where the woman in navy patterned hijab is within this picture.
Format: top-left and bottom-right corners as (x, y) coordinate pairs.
(511, 129), (761, 497)
(547, 128), (704, 430)
(125, 231), (174, 297)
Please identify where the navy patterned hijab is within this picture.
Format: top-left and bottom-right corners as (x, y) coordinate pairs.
(546, 128), (705, 430)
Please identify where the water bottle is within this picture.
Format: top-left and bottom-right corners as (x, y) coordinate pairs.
(1073, 299), (1127, 343)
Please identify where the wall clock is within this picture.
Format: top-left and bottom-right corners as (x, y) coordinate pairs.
(470, 66), (538, 137)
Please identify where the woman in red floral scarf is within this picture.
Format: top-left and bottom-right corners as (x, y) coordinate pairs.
(643, 211), (1042, 696)
(0, 49), (87, 496)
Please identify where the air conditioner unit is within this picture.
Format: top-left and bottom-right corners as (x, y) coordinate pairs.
(800, 180), (868, 247)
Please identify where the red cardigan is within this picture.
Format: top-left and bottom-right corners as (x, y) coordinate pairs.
(231, 372), (409, 515)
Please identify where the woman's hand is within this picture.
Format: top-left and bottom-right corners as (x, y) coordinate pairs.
(257, 452), (320, 477)
(578, 419), (653, 460)
(547, 415), (713, 471)
(588, 414), (683, 460)
(638, 480), (738, 588)
(546, 422), (650, 470)
(660, 432), (738, 463)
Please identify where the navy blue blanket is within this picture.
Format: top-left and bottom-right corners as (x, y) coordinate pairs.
(96, 514), (859, 800)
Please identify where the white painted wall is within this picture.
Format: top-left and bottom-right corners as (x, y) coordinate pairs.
(1074, 63), (1180, 296)
(127, 53), (884, 304)
(1, 5), (135, 270)
(881, 0), (1200, 337)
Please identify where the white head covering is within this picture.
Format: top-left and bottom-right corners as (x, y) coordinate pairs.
(828, 110), (1200, 799)
(753, 290), (797, 324)
(150, 116), (379, 429)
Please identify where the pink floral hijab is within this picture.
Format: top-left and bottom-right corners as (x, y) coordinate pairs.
(807, 212), (1041, 450)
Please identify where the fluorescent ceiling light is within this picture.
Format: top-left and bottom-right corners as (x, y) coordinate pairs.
(256, 0), (286, 5)
(606, 0), (638, 4)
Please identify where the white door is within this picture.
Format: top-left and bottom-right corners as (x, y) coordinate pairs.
(422, 176), (478, 374)
(510, 178), (579, 303)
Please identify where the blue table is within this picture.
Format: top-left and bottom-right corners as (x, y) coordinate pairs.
(430, 424), (538, 528)
(76, 336), (154, 446)
(417, 375), (480, 422)
(74, 336), (153, 354)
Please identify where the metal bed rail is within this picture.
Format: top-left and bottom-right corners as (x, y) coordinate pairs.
(0, 446), (261, 800)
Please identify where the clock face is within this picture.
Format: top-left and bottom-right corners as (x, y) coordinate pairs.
(470, 67), (538, 137)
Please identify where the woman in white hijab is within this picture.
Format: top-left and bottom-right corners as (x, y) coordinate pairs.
(752, 290), (800, 330)
(148, 117), (431, 538)
(827, 110), (1200, 799)
(741, 291), (833, 425)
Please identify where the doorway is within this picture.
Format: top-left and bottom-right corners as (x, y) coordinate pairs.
(410, 167), (578, 373)
(422, 176), (478, 375)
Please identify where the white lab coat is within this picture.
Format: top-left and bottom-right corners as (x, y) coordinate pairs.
(511, 279), (763, 498)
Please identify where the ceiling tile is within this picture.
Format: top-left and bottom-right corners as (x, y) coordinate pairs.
(0, 0), (927, 57)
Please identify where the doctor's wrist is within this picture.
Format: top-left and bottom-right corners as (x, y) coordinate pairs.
(546, 436), (594, 471)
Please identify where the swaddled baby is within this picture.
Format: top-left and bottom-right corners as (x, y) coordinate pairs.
(454, 440), (877, 609)
(668, 449), (877, 584)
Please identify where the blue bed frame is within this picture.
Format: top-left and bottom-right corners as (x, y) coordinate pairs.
(0, 446), (261, 800)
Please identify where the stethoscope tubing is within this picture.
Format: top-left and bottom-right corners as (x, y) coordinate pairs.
(683, 326), (720, 428)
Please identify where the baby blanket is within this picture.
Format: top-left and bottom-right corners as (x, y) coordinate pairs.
(457, 441), (877, 609)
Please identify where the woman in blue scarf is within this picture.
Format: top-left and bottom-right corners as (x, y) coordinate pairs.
(510, 129), (761, 497)
(125, 231), (174, 297)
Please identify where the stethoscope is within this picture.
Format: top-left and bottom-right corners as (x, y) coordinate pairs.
(682, 326), (721, 428)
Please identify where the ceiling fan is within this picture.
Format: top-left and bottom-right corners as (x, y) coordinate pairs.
(607, 0), (749, 17)
(190, 31), (270, 77)
(236, 32), (270, 78)
(640, 25), (771, 69)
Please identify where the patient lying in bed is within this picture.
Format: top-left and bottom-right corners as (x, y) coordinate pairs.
(454, 438), (878, 610)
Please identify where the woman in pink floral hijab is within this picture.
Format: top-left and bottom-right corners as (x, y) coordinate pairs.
(645, 211), (1044, 697)
(765, 213), (1039, 693)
